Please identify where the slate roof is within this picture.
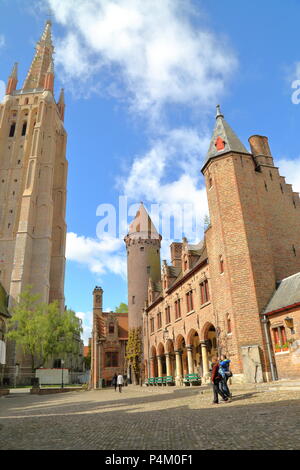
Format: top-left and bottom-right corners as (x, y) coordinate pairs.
(202, 105), (250, 171)
(263, 272), (300, 314)
(128, 202), (160, 239)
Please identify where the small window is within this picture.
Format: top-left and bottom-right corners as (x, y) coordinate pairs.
(165, 306), (171, 324)
(132, 296), (135, 304)
(9, 122), (16, 137)
(109, 322), (114, 334)
(186, 290), (193, 312)
(264, 181), (268, 191)
(21, 122), (27, 136)
(293, 245), (296, 256)
(105, 352), (118, 367)
(272, 326), (288, 353)
(175, 299), (181, 319)
(219, 255), (224, 274)
(24, 98), (29, 105)
(157, 312), (162, 329)
(280, 184), (284, 194)
(227, 314), (232, 334)
(140, 246), (144, 251)
(200, 279), (210, 304)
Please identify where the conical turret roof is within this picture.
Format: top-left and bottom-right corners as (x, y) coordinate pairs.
(202, 105), (250, 171)
(128, 202), (160, 240)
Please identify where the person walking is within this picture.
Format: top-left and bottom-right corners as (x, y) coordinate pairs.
(211, 356), (229, 404)
(117, 372), (124, 393)
(219, 354), (232, 398)
(112, 373), (117, 392)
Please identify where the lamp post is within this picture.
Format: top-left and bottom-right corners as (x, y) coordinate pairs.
(61, 359), (64, 389)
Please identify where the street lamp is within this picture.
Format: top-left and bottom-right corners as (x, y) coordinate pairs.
(61, 359), (64, 389)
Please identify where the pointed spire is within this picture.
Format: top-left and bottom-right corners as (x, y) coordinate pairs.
(128, 203), (160, 240)
(202, 105), (250, 170)
(216, 104), (224, 119)
(41, 20), (53, 45)
(57, 88), (65, 121)
(6, 62), (18, 95)
(44, 58), (54, 92)
(23, 21), (54, 91)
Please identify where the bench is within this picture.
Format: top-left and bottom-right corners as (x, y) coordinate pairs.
(164, 376), (175, 386)
(147, 378), (156, 386)
(156, 377), (164, 385)
(183, 373), (201, 386)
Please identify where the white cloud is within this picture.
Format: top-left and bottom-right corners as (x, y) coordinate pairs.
(76, 311), (92, 345)
(46, 0), (237, 113)
(0, 81), (5, 101)
(66, 232), (127, 278)
(122, 127), (210, 242)
(277, 157), (300, 194)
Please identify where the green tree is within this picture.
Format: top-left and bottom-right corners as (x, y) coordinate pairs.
(6, 286), (83, 371)
(115, 302), (128, 313)
(126, 327), (142, 384)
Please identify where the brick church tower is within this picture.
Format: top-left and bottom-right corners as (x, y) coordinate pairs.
(0, 21), (68, 383)
(202, 105), (300, 381)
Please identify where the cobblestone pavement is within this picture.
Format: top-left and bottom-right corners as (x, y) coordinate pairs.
(0, 384), (300, 450)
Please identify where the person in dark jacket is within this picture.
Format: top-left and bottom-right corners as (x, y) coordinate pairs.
(112, 373), (117, 392)
(211, 356), (229, 404)
(219, 354), (232, 398)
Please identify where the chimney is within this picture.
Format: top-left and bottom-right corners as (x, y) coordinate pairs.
(248, 135), (274, 167)
(170, 242), (182, 268)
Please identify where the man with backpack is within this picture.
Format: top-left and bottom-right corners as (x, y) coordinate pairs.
(211, 356), (229, 404)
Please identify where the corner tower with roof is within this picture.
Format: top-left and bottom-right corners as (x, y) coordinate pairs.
(202, 105), (300, 381)
(125, 203), (162, 330)
(0, 21), (68, 384)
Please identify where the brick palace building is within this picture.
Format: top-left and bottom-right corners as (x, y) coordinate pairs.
(126, 105), (300, 385)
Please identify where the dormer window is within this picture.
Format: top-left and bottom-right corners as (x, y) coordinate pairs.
(109, 322), (114, 334)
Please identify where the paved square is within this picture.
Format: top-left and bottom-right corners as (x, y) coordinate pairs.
(0, 384), (300, 450)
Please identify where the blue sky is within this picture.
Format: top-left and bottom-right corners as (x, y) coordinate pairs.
(0, 0), (300, 343)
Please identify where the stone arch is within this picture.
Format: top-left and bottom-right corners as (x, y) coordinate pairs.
(157, 342), (165, 356)
(175, 333), (186, 350)
(165, 338), (174, 353)
(201, 321), (218, 362)
(175, 334), (188, 377)
(187, 328), (198, 346)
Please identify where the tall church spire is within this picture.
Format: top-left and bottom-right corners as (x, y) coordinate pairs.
(22, 20), (54, 91)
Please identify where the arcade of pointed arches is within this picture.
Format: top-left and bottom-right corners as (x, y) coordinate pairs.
(145, 323), (218, 384)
